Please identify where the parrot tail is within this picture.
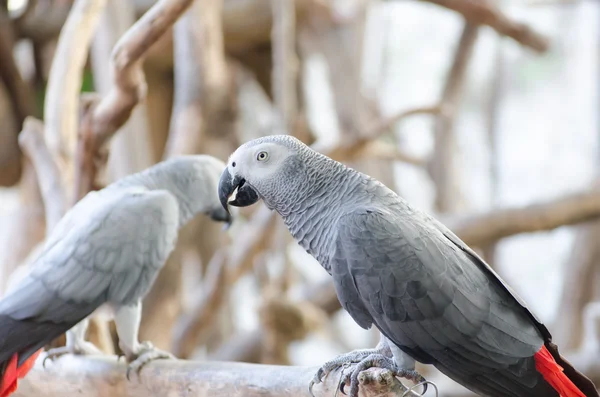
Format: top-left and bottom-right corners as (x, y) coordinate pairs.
(0, 350), (41, 397)
(534, 344), (594, 397)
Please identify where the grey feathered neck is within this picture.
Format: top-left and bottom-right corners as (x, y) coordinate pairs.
(255, 137), (370, 269)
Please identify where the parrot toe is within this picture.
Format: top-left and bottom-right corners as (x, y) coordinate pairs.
(338, 353), (430, 397)
(43, 341), (103, 367)
(308, 346), (392, 396)
(125, 342), (176, 381)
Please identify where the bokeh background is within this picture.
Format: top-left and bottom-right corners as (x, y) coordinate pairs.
(0, 0), (598, 395)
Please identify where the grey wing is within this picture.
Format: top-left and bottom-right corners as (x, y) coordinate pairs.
(330, 206), (554, 396)
(0, 188), (179, 364)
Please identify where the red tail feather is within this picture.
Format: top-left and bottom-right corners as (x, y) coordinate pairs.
(534, 345), (586, 397)
(0, 350), (41, 397)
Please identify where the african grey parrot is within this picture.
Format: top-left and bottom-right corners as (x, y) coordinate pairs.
(0, 155), (231, 397)
(217, 135), (598, 397)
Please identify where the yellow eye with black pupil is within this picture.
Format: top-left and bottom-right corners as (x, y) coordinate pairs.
(257, 151), (268, 161)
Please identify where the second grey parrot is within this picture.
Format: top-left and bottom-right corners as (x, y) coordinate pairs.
(0, 155), (231, 397)
(218, 135), (598, 397)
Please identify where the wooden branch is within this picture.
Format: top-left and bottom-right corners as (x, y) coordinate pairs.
(566, 301), (600, 386)
(318, 105), (441, 164)
(91, 0), (155, 181)
(229, 206), (279, 282)
(358, 141), (426, 167)
(0, 9), (36, 125)
(270, 0), (298, 134)
(0, 9), (29, 186)
(421, 0), (550, 53)
(446, 189), (600, 247)
(171, 250), (228, 358)
(552, 219), (600, 349)
(44, 0), (107, 166)
(15, 1), (312, 54)
(14, 355), (418, 397)
(163, 0), (232, 158)
(210, 279), (342, 363)
(17, 117), (67, 233)
(429, 22), (479, 213)
(74, 0), (195, 200)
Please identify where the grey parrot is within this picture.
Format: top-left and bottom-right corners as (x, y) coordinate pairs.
(0, 155), (231, 397)
(217, 135), (598, 397)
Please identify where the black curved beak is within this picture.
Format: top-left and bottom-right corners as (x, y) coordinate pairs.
(207, 206), (232, 225)
(218, 168), (260, 214)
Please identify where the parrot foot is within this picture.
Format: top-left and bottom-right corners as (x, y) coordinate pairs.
(308, 346), (392, 396)
(43, 341), (103, 367)
(125, 341), (176, 381)
(339, 353), (428, 397)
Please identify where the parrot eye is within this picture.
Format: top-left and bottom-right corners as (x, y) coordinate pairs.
(256, 151), (269, 161)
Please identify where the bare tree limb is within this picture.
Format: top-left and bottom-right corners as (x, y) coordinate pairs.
(271, 0), (298, 134)
(171, 250), (228, 358)
(14, 355), (417, 397)
(44, 0), (107, 166)
(0, 9), (36, 125)
(318, 105), (441, 164)
(551, 220), (600, 350)
(446, 189), (600, 247)
(0, 9), (31, 186)
(420, 0), (550, 53)
(428, 22), (479, 213)
(91, 0), (155, 182)
(17, 117), (66, 233)
(74, 0), (195, 200)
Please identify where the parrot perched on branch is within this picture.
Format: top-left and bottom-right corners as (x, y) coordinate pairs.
(218, 135), (599, 397)
(0, 155), (232, 397)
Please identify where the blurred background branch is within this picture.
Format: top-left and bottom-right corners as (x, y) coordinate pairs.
(0, 0), (598, 395)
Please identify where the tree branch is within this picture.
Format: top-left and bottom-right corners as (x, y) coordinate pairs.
(17, 117), (66, 233)
(74, 0), (195, 200)
(44, 0), (107, 166)
(270, 0), (298, 134)
(318, 105), (441, 164)
(446, 189), (600, 247)
(552, 219), (600, 349)
(14, 355), (418, 397)
(420, 0), (550, 53)
(428, 22), (479, 213)
(171, 250), (228, 357)
(0, 9), (36, 125)
(0, 9), (30, 185)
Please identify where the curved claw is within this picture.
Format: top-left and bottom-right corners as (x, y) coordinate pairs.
(339, 380), (347, 395)
(400, 369), (428, 396)
(42, 355), (53, 369)
(308, 380), (316, 397)
(126, 366), (133, 382)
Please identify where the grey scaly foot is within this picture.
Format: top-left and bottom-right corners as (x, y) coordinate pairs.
(43, 320), (102, 367)
(43, 340), (103, 367)
(308, 344), (392, 396)
(339, 353), (427, 397)
(125, 341), (175, 380)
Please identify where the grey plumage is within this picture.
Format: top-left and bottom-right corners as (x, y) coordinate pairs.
(0, 155), (230, 372)
(218, 135), (597, 397)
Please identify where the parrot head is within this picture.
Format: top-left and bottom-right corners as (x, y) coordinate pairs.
(218, 135), (309, 215)
(161, 154), (237, 227)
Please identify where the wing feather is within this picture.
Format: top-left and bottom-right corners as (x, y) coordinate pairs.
(330, 204), (552, 396)
(0, 188), (179, 364)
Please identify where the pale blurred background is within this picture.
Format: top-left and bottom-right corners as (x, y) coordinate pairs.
(0, 0), (598, 395)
